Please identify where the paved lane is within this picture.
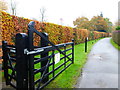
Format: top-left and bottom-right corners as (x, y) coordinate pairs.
(75, 38), (119, 88)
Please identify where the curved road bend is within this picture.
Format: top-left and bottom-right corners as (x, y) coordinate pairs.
(75, 37), (119, 88)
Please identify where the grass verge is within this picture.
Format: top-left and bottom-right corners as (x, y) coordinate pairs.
(110, 38), (120, 50)
(45, 38), (102, 88)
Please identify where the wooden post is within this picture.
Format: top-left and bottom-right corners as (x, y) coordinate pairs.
(16, 33), (28, 89)
(72, 39), (74, 64)
(85, 37), (88, 52)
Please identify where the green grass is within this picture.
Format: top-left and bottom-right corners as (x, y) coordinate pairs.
(45, 38), (102, 88)
(110, 38), (120, 50)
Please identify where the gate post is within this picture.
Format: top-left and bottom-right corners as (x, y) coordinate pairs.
(2, 41), (9, 85)
(72, 39), (74, 64)
(41, 32), (49, 83)
(16, 33), (28, 89)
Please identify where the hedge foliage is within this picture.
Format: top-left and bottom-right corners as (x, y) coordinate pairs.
(116, 26), (120, 30)
(112, 30), (120, 46)
(1, 11), (109, 46)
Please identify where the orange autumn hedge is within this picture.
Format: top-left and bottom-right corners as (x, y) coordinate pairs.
(43, 23), (74, 44)
(73, 28), (109, 44)
(1, 11), (109, 46)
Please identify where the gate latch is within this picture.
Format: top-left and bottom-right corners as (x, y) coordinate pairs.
(24, 49), (44, 55)
(10, 48), (44, 55)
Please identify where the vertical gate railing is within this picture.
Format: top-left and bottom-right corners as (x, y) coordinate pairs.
(2, 41), (17, 88)
(2, 21), (74, 90)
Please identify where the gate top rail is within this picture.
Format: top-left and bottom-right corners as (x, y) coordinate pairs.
(8, 42), (73, 55)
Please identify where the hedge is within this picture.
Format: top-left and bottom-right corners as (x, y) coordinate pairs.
(112, 30), (120, 46)
(0, 11), (110, 62)
(1, 11), (109, 45)
(0, 11), (2, 63)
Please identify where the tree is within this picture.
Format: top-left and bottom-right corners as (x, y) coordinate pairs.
(73, 17), (90, 29)
(0, 0), (8, 11)
(100, 12), (103, 17)
(40, 7), (46, 22)
(10, 0), (17, 15)
(73, 14), (113, 32)
(104, 18), (113, 32)
(90, 16), (108, 31)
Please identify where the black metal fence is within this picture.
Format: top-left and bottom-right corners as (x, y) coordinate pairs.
(2, 21), (74, 90)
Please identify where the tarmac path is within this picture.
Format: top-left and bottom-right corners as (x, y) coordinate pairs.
(75, 37), (119, 88)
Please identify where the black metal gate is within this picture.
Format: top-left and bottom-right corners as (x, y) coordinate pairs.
(2, 21), (74, 90)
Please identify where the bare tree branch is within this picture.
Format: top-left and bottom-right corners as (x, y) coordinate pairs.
(40, 7), (46, 22)
(10, 0), (16, 15)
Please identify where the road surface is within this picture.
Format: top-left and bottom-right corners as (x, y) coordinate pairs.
(75, 38), (119, 88)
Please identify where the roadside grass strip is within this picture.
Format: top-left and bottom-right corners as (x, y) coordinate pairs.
(45, 38), (102, 88)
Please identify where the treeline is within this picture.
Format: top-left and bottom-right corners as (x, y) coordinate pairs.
(73, 14), (113, 33)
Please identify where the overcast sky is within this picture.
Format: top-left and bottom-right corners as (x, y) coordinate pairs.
(5, 0), (119, 27)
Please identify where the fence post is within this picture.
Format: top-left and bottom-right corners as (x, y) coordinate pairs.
(72, 39), (74, 64)
(41, 32), (49, 83)
(2, 41), (9, 85)
(16, 33), (28, 89)
(85, 37), (88, 52)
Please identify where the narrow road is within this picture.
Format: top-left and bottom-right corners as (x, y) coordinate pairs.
(75, 38), (119, 88)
